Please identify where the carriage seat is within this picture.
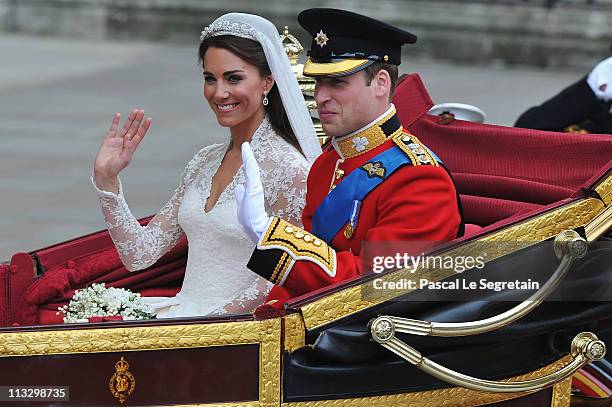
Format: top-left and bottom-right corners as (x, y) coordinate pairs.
(392, 73), (612, 234)
(9, 224), (187, 326)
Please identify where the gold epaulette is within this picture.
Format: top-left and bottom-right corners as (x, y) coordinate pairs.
(257, 217), (336, 284)
(392, 131), (439, 167)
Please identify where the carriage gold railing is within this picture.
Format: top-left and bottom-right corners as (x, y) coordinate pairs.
(370, 224), (609, 392)
(370, 328), (605, 393)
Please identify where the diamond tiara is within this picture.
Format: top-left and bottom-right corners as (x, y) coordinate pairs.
(200, 20), (258, 42)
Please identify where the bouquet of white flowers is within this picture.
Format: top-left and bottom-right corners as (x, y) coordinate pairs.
(58, 283), (155, 323)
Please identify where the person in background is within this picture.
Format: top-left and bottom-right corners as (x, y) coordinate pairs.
(515, 54), (612, 134)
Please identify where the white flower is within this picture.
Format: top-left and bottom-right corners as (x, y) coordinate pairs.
(58, 283), (155, 323)
(352, 136), (369, 152)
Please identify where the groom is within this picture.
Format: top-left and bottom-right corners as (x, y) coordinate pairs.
(236, 8), (463, 303)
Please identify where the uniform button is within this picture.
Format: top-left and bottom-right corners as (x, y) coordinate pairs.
(304, 235), (313, 242)
(418, 155), (431, 163)
(314, 239), (322, 246)
(335, 169), (345, 179)
(294, 231), (304, 239)
(284, 226), (294, 233)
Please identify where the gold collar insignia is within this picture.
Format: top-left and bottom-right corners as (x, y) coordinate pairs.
(333, 108), (403, 159)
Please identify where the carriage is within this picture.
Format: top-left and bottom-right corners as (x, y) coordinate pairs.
(0, 30), (610, 407)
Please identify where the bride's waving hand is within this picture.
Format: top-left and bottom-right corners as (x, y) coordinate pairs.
(93, 109), (151, 194)
(91, 108), (191, 272)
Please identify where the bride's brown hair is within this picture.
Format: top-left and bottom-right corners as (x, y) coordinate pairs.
(199, 35), (304, 156)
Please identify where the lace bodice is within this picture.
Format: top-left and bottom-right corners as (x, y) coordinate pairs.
(94, 117), (310, 316)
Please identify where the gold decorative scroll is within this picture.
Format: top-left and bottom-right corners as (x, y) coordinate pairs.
(259, 318), (282, 407)
(551, 377), (572, 407)
(595, 173), (612, 205)
(0, 321), (263, 356)
(584, 203), (612, 242)
(284, 313), (306, 352)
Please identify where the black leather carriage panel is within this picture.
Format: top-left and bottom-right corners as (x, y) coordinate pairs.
(284, 239), (612, 400)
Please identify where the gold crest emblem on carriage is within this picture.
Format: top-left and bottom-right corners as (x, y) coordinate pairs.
(109, 357), (136, 404)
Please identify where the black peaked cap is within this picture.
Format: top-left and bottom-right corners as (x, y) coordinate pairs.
(298, 8), (417, 77)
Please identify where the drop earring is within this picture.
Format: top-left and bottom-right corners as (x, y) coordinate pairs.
(263, 92), (269, 106)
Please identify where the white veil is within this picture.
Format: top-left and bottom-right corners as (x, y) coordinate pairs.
(200, 13), (322, 163)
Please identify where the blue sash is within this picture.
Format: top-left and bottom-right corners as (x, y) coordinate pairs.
(312, 146), (414, 244)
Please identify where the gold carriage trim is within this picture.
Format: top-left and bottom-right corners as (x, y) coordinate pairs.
(0, 318), (282, 406)
(392, 131), (439, 167)
(284, 313), (307, 352)
(258, 217), (336, 280)
(333, 108), (401, 159)
(594, 172), (612, 205)
(281, 356), (573, 407)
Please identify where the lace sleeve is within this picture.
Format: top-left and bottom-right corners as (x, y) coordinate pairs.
(92, 148), (207, 271)
(214, 277), (272, 315)
(259, 144), (310, 228)
(268, 162), (308, 227)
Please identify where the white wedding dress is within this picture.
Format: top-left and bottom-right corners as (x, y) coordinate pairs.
(94, 117), (310, 317)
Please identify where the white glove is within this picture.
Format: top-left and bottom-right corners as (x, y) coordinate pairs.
(587, 56), (612, 102)
(235, 142), (271, 243)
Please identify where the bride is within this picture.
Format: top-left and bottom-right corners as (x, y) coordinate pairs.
(91, 13), (321, 318)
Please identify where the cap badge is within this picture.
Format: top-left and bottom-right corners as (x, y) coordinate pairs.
(315, 30), (329, 48)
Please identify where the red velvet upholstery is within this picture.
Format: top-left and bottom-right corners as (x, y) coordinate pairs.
(393, 74), (612, 227)
(14, 232), (186, 326)
(463, 223), (483, 236)
(3, 253), (39, 326)
(0, 264), (11, 325)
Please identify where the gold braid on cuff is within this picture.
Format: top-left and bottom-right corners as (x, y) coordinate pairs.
(258, 217), (336, 283)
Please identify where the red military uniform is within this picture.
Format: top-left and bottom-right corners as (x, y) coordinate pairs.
(247, 106), (463, 300)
